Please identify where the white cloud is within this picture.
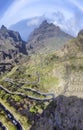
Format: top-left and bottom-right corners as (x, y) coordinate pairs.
(52, 11), (82, 36)
(0, 0), (74, 28)
(26, 16), (45, 26)
(27, 18), (41, 26)
(0, 0), (82, 37)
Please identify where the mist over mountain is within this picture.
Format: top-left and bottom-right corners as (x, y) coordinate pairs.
(9, 16), (74, 41)
(10, 16), (46, 41)
(9, 11), (83, 41)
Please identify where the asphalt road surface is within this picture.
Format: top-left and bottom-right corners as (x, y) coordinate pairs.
(0, 122), (7, 130)
(0, 103), (23, 130)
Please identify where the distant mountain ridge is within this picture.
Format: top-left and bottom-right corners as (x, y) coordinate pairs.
(26, 20), (73, 53)
(10, 16), (46, 41)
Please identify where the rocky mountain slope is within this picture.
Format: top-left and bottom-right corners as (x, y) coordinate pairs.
(0, 25), (27, 61)
(0, 25), (28, 73)
(29, 30), (83, 130)
(26, 20), (73, 53)
(10, 16), (45, 41)
(61, 29), (83, 59)
(31, 95), (83, 130)
(59, 29), (83, 97)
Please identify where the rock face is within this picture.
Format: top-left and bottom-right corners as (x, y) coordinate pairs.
(62, 29), (83, 58)
(30, 95), (83, 130)
(26, 20), (73, 53)
(0, 62), (13, 74)
(51, 29), (83, 98)
(0, 25), (28, 74)
(0, 25), (27, 62)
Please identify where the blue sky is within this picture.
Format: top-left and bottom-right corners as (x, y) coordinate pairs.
(0, 0), (12, 18)
(0, 0), (83, 36)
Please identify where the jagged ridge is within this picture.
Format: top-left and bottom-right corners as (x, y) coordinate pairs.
(26, 20), (73, 53)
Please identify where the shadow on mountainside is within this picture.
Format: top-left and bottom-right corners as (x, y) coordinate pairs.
(30, 95), (83, 130)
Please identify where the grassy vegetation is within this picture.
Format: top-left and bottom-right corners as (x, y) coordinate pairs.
(0, 51), (60, 129)
(0, 41), (83, 130)
(0, 109), (16, 130)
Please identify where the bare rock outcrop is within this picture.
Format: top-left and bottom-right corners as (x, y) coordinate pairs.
(30, 95), (83, 130)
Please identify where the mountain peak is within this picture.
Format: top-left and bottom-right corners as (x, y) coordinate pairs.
(27, 20), (73, 53)
(1, 25), (7, 30)
(40, 20), (48, 26)
(39, 20), (56, 29)
(28, 20), (72, 40)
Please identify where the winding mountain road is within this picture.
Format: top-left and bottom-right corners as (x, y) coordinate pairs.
(0, 71), (55, 130)
(0, 122), (7, 130)
(0, 85), (55, 101)
(0, 103), (23, 130)
(24, 87), (55, 99)
(3, 71), (55, 101)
